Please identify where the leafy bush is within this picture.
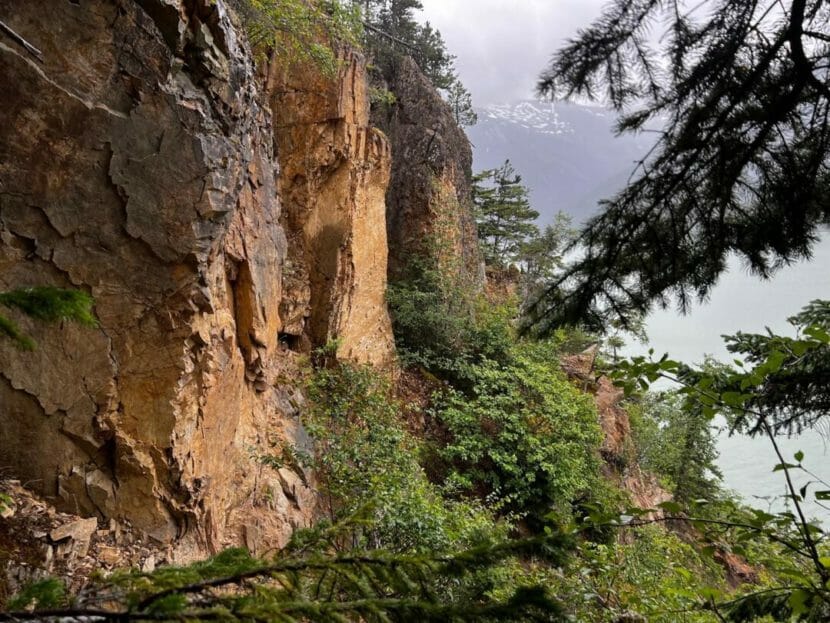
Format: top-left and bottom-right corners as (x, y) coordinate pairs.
(304, 362), (504, 553)
(242, 0), (362, 73)
(611, 300), (830, 621)
(433, 340), (603, 523)
(6, 578), (66, 611)
(387, 251), (513, 388)
(369, 85), (396, 107)
(554, 524), (725, 623)
(627, 392), (723, 502)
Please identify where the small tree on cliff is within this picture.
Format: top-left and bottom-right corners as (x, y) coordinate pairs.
(446, 76), (478, 127)
(243, 0), (362, 74)
(631, 391), (723, 503)
(519, 212), (575, 285)
(473, 161), (539, 267)
(410, 21), (456, 90)
(359, 0), (457, 89)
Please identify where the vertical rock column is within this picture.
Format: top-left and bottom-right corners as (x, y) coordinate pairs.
(371, 56), (484, 289)
(268, 49), (396, 367)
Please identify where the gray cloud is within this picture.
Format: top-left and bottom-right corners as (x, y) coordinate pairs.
(419, 0), (608, 106)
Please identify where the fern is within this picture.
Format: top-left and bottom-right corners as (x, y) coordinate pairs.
(0, 287), (97, 349)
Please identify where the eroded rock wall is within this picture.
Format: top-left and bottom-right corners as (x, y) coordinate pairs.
(371, 56), (483, 287)
(561, 348), (671, 514)
(0, 0), (313, 558)
(268, 50), (395, 367)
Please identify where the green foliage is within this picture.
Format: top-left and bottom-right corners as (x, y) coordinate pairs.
(305, 362), (504, 553)
(628, 392), (723, 503)
(408, 20), (456, 90)
(243, 0), (363, 74)
(361, 0), (457, 90)
(613, 300), (830, 436)
(723, 299), (830, 434)
(519, 212), (575, 286)
(6, 521), (573, 622)
(6, 578), (66, 611)
(544, 325), (599, 355)
(554, 525), (725, 622)
(0, 286), (97, 349)
(369, 85), (396, 107)
(433, 340), (602, 523)
(472, 160), (539, 267)
(534, 0), (830, 331)
(610, 300), (830, 621)
(445, 76), (477, 127)
(387, 243), (513, 387)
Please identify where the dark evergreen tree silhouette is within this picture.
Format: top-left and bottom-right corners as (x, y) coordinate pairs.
(531, 0), (830, 332)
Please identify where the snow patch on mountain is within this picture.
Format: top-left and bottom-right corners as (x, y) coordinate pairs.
(467, 100), (652, 224)
(480, 100), (612, 135)
(482, 101), (572, 135)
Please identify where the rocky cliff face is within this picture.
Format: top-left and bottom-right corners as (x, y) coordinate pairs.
(0, 0), (474, 569)
(268, 50), (395, 366)
(372, 56), (483, 287)
(561, 348), (671, 514)
(0, 0), (313, 558)
(0, 0), (408, 561)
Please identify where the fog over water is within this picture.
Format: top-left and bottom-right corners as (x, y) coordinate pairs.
(627, 237), (830, 522)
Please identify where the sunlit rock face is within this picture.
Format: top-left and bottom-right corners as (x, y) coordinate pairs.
(268, 48), (396, 368)
(0, 0), (477, 561)
(0, 0), (312, 558)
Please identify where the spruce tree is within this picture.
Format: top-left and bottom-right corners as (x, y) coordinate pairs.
(531, 0), (830, 332)
(411, 21), (456, 89)
(446, 76), (478, 127)
(519, 213), (575, 285)
(358, 0), (457, 90)
(473, 161), (539, 267)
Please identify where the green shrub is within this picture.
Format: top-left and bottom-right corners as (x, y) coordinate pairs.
(303, 362), (504, 553)
(369, 85), (396, 107)
(627, 392), (723, 503)
(242, 0), (362, 73)
(554, 524), (725, 623)
(433, 340), (603, 523)
(387, 253), (513, 388)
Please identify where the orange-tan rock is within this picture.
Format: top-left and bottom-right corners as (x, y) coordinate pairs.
(268, 49), (396, 367)
(0, 0), (313, 559)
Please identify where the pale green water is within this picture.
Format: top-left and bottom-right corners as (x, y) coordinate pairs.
(628, 234), (830, 522)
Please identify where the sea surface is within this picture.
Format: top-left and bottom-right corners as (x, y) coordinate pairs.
(627, 234), (830, 523)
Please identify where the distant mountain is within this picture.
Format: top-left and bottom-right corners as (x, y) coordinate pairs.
(466, 101), (657, 225)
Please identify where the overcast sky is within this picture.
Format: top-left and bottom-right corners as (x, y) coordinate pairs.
(419, 0), (608, 106)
